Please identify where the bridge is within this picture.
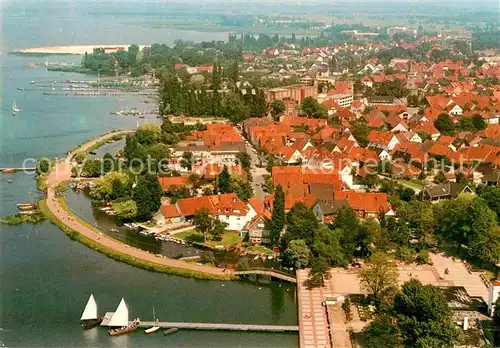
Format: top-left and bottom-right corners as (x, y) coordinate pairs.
(234, 268), (297, 283)
(135, 321), (298, 332)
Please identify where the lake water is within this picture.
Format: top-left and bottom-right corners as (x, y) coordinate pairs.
(0, 3), (298, 347)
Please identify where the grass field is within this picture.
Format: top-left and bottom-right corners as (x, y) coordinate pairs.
(176, 230), (242, 247)
(399, 179), (424, 191)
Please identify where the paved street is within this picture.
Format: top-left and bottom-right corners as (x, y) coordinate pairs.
(240, 130), (268, 203)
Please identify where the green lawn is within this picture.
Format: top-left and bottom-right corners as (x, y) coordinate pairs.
(399, 179), (424, 191)
(176, 230), (242, 247)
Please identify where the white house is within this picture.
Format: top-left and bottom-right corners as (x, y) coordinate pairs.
(448, 104), (463, 116)
(488, 280), (500, 316)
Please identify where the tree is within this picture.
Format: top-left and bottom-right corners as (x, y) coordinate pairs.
(270, 185), (285, 246)
(349, 121), (371, 146)
(363, 314), (400, 348)
(102, 153), (115, 174)
(395, 279), (463, 347)
(136, 123), (161, 145)
(358, 252), (399, 304)
(434, 114), (455, 135)
(313, 226), (347, 267)
(81, 159), (102, 177)
(434, 196), (498, 263)
(270, 100), (286, 119)
(132, 174), (162, 221)
(283, 239), (311, 268)
(111, 199), (137, 219)
(236, 152), (251, 170)
(477, 186), (500, 220)
(300, 97), (328, 119)
(472, 114), (487, 131)
(230, 60), (239, 83)
(36, 157), (51, 175)
(192, 208), (226, 241)
(229, 174), (253, 202)
(217, 165), (231, 193)
(306, 257), (331, 288)
(180, 151), (193, 171)
(284, 202), (318, 247)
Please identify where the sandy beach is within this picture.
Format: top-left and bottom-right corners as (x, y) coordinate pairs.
(13, 44), (148, 55)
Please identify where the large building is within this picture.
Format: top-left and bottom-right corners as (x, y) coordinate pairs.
(266, 85), (317, 104)
(387, 27), (417, 39)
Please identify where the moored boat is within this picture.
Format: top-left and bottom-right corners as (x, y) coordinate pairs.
(144, 306), (160, 335)
(80, 294), (104, 329)
(17, 203), (36, 211)
(2, 168), (16, 174)
(107, 298), (140, 336)
(163, 328), (179, 336)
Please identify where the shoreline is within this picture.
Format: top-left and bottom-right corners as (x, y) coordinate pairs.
(12, 44), (149, 55)
(41, 130), (234, 281)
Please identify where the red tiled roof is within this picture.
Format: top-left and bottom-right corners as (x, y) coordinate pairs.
(160, 204), (181, 218)
(177, 193), (249, 217)
(334, 191), (392, 214)
(368, 130), (395, 145)
(158, 176), (189, 191)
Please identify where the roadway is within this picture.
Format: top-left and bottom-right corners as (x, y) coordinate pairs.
(239, 130), (268, 204)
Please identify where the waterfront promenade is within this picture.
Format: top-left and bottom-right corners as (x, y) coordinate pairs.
(44, 130), (231, 280)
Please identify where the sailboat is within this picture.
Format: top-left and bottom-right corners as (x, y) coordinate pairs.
(80, 294), (104, 329)
(12, 101), (20, 113)
(108, 298), (140, 336)
(144, 306), (160, 335)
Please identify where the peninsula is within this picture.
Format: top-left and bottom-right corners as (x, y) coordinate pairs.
(41, 130), (232, 281)
(13, 45), (148, 55)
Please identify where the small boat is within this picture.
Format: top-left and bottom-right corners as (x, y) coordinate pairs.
(144, 307), (160, 335)
(2, 168), (16, 174)
(163, 328), (179, 336)
(30, 81), (35, 84)
(7, 180), (13, 183)
(80, 294), (104, 330)
(253, 255), (260, 261)
(109, 228), (119, 233)
(107, 298), (140, 336)
(17, 87), (24, 91)
(12, 101), (20, 113)
(17, 203), (36, 211)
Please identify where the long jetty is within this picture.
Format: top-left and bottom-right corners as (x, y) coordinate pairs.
(135, 321), (299, 332)
(1, 167), (36, 172)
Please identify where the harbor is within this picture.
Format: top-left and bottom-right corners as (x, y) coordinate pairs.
(82, 295), (298, 336)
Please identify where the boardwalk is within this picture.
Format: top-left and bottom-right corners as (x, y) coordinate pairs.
(135, 321), (298, 332)
(234, 268), (297, 283)
(296, 270), (332, 348)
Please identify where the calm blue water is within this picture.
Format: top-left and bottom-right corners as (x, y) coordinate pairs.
(0, 3), (298, 347)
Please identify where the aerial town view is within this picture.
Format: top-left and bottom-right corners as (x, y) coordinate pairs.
(1, 0), (500, 347)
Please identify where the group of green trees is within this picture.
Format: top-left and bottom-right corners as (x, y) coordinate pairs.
(362, 273), (464, 347)
(434, 114), (487, 136)
(269, 184), (500, 281)
(216, 165), (253, 202)
(158, 64), (267, 123)
(90, 171), (162, 221)
(300, 97), (328, 119)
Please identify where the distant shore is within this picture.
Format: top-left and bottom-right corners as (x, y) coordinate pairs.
(12, 44), (148, 55)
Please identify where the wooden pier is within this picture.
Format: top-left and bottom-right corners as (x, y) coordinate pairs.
(134, 321), (299, 332)
(0, 167), (36, 173)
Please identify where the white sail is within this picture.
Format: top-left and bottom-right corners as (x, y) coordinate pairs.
(80, 294), (98, 320)
(107, 298), (129, 327)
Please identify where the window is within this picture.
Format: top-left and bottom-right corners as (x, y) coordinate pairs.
(257, 223), (264, 228)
